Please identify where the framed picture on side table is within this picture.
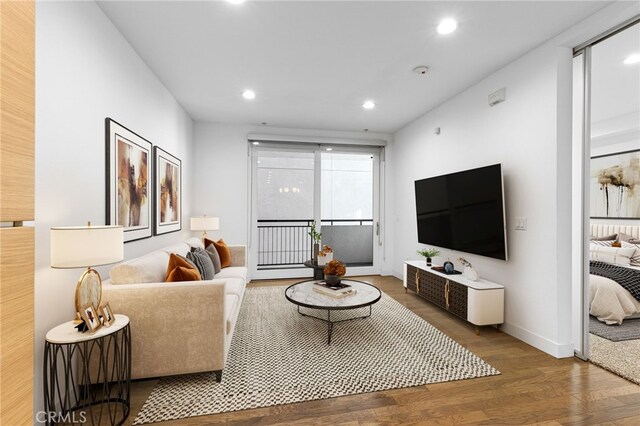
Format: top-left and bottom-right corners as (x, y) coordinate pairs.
(99, 302), (114, 327)
(80, 304), (101, 333)
(154, 146), (182, 235)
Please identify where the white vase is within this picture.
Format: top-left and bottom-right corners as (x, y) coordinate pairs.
(464, 265), (479, 281)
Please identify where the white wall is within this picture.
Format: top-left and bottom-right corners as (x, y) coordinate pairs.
(35, 0), (194, 413)
(191, 123), (395, 274)
(389, 1), (639, 358)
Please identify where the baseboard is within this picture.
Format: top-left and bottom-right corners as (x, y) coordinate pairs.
(500, 322), (574, 358)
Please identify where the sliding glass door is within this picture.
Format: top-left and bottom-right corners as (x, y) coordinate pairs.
(250, 144), (380, 280)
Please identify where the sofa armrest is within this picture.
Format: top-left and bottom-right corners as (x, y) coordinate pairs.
(228, 245), (246, 267)
(102, 279), (228, 379)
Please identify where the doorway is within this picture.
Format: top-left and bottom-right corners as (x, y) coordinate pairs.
(249, 143), (382, 280)
(572, 19), (640, 376)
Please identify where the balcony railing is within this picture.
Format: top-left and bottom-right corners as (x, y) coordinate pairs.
(256, 219), (373, 269)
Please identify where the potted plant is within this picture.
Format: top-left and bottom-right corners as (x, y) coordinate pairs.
(308, 221), (322, 263)
(417, 248), (440, 266)
(323, 260), (346, 285)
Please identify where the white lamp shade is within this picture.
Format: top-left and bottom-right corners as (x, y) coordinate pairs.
(51, 225), (124, 268)
(190, 216), (220, 231)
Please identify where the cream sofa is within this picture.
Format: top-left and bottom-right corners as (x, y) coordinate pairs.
(102, 237), (247, 381)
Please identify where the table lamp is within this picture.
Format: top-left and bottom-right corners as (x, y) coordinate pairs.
(50, 223), (123, 317)
(190, 215), (220, 239)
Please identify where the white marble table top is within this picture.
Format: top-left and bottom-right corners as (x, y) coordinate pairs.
(285, 279), (381, 309)
(46, 314), (129, 344)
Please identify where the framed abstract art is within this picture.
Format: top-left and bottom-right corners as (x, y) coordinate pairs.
(590, 149), (640, 219)
(105, 118), (152, 242)
(154, 146), (181, 235)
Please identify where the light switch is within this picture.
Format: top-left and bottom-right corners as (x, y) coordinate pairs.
(515, 217), (527, 230)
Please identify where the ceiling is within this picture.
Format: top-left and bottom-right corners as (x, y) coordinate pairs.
(97, 0), (612, 133)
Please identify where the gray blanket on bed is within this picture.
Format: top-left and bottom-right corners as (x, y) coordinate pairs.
(590, 261), (640, 302)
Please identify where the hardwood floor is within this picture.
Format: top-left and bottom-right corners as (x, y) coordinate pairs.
(126, 275), (640, 425)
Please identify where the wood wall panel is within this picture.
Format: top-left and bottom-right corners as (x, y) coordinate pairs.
(0, 1), (35, 424)
(0, 1), (35, 222)
(0, 227), (34, 424)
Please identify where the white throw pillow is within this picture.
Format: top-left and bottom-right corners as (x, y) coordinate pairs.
(589, 244), (635, 267)
(621, 241), (640, 267)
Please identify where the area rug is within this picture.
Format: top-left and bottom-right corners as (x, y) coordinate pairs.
(589, 334), (640, 385)
(133, 286), (500, 424)
(589, 315), (640, 342)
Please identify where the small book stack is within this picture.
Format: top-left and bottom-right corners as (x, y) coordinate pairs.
(313, 282), (357, 299)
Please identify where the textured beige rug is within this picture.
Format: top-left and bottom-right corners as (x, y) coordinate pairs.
(590, 334), (640, 385)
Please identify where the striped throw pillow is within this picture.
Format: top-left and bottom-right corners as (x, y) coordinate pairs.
(621, 241), (640, 267)
(590, 240), (615, 247)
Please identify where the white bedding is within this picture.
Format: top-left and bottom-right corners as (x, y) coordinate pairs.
(589, 265), (640, 325)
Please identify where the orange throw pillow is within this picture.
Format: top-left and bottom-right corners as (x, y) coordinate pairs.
(206, 238), (230, 268)
(166, 253), (201, 282)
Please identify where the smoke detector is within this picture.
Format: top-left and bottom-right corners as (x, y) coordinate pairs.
(413, 66), (430, 75)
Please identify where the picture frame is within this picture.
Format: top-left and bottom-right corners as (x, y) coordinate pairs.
(590, 149), (640, 219)
(154, 146), (182, 235)
(106, 118), (153, 242)
(99, 302), (115, 327)
(80, 304), (101, 333)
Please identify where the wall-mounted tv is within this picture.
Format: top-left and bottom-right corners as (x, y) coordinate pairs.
(414, 163), (507, 261)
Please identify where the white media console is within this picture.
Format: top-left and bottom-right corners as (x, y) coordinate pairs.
(403, 260), (504, 333)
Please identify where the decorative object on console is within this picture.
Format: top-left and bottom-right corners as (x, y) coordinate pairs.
(308, 221), (322, 263)
(50, 224), (124, 318)
(590, 149), (640, 219)
(190, 215), (219, 240)
(443, 261), (455, 274)
(417, 248), (440, 266)
(105, 118), (153, 243)
(459, 257), (479, 281)
(154, 146), (181, 235)
(324, 259), (346, 285)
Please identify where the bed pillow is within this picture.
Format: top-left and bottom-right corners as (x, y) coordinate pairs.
(591, 233), (617, 241)
(621, 241), (640, 267)
(590, 239), (615, 247)
(589, 244), (635, 267)
(617, 232), (638, 243)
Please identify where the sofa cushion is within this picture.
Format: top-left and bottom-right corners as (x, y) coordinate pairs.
(161, 242), (191, 257)
(222, 277), (245, 298)
(206, 238), (231, 268)
(187, 247), (215, 280)
(205, 244), (222, 274)
(166, 253), (201, 281)
(109, 250), (169, 284)
(215, 267), (247, 284)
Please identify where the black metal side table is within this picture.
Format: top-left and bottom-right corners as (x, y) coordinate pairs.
(44, 314), (131, 425)
(303, 259), (324, 280)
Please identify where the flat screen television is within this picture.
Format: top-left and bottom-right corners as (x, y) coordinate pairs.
(414, 164), (507, 260)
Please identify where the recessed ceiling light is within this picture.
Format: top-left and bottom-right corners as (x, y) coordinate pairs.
(623, 53), (640, 65)
(226, 0), (245, 4)
(326, 148), (333, 151)
(362, 100), (376, 109)
(437, 18), (457, 35)
(242, 89), (256, 100)
(252, 141), (260, 145)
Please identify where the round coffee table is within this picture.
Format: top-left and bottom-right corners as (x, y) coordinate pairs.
(285, 279), (381, 344)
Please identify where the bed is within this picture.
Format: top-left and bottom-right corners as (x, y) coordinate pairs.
(589, 224), (640, 325)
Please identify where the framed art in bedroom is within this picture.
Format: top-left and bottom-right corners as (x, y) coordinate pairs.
(590, 149), (640, 220)
(105, 118), (153, 242)
(154, 146), (182, 235)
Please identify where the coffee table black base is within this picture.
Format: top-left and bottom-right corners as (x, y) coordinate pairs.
(296, 305), (372, 344)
